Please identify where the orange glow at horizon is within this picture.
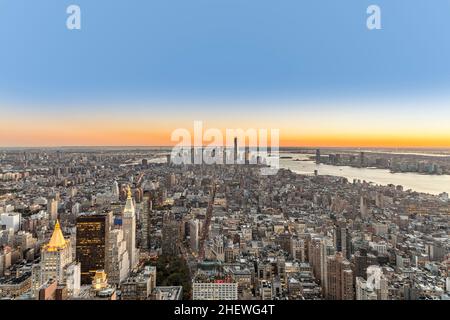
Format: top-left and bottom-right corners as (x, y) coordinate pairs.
(1, 123), (450, 148)
(280, 132), (450, 148)
(3, 98), (450, 148)
(1, 106), (450, 148)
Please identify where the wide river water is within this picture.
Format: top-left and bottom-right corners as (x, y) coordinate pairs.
(279, 154), (450, 195)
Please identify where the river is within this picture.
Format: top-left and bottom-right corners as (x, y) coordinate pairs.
(279, 154), (450, 195)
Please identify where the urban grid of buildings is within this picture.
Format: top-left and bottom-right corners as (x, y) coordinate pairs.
(0, 146), (449, 300)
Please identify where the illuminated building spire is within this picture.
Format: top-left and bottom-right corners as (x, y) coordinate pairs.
(40, 219), (72, 285)
(123, 185), (136, 269)
(123, 185), (135, 217)
(127, 185), (132, 200)
(46, 220), (67, 251)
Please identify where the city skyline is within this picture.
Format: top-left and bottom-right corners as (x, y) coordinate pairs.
(1, 148), (448, 301)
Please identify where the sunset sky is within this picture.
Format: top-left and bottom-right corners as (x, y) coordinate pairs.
(1, 0), (450, 147)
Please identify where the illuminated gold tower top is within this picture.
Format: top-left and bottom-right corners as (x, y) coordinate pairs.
(127, 185), (132, 199)
(92, 270), (108, 291)
(44, 220), (67, 251)
(123, 185), (135, 217)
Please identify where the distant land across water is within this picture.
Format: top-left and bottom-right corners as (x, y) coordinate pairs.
(280, 153), (450, 195)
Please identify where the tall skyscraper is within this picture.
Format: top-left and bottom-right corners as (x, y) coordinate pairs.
(326, 252), (354, 300)
(48, 199), (58, 221)
(360, 195), (369, 218)
(106, 229), (130, 285)
(40, 220), (73, 284)
(245, 146), (250, 165)
(309, 236), (334, 297)
(123, 186), (137, 268)
(140, 194), (152, 250)
(334, 220), (352, 260)
(76, 214), (109, 284)
(234, 137), (238, 163)
(112, 180), (120, 202)
(315, 149), (321, 164)
(359, 151), (365, 167)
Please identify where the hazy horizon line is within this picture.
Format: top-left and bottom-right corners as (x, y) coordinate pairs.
(1, 145), (450, 151)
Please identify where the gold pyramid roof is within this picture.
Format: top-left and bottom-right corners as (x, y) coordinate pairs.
(45, 220), (67, 251)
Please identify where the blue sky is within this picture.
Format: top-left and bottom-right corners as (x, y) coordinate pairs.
(1, 0), (450, 109)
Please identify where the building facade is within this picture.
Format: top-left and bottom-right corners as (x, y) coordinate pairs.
(76, 214), (109, 284)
